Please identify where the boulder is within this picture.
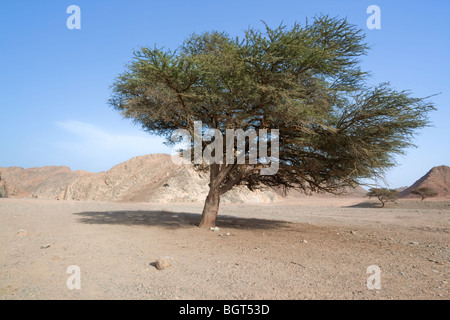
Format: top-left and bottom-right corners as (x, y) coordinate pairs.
(155, 256), (174, 270)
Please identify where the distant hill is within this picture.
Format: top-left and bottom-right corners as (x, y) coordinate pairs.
(400, 165), (450, 198)
(396, 186), (409, 193)
(1, 154), (366, 203)
(0, 166), (92, 199)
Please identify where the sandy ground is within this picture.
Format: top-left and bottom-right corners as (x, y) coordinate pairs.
(0, 197), (448, 300)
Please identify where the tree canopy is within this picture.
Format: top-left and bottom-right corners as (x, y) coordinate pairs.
(109, 15), (435, 228)
(410, 187), (438, 201)
(366, 188), (399, 208)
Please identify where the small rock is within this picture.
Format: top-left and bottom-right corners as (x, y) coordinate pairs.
(427, 258), (443, 265)
(210, 227), (220, 232)
(409, 241), (419, 245)
(155, 256), (173, 270)
(302, 240), (308, 243)
(16, 230), (28, 237)
(40, 244), (50, 249)
(226, 232), (230, 236)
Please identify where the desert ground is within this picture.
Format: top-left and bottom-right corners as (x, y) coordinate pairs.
(0, 197), (448, 300)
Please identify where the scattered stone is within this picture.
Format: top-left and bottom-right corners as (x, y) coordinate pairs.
(427, 258), (443, 265)
(226, 232), (231, 236)
(409, 241), (419, 245)
(210, 227), (220, 232)
(155, 256), (173, 270)
(290, 261), (305, 268)
(16, 230), (28, 237)
(40, 244), (50, 249)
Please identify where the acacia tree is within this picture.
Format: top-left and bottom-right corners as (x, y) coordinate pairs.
(366, 188), (399, 208)
(109, 16), (435, 229)
(410, 187), (438, 201)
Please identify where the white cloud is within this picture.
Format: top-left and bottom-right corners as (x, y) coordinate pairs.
(54, 120), (172, 171)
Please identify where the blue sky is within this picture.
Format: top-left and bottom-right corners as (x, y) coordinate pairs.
(1, 0), (449, 188)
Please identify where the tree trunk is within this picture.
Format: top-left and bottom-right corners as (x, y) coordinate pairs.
(199, 185), (220, 229)
(379, 197), (385, 208)
(198, 163), (240, 229)
(199, 163), (222, 229)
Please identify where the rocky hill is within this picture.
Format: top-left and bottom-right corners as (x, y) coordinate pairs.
(1, 153), (368, 203)
(400, 165), (450, 198)
(0, 166), (91, 199)
(62, 154), (280, 203)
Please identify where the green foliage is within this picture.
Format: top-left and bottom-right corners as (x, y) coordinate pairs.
(366, 188), (399, 207)
(410, 187), (438, 201)
(109, 15), (435, 196)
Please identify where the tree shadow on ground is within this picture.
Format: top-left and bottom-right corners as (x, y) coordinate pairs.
(346, 200), (383, 208)
(73, 210), (290, 230)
